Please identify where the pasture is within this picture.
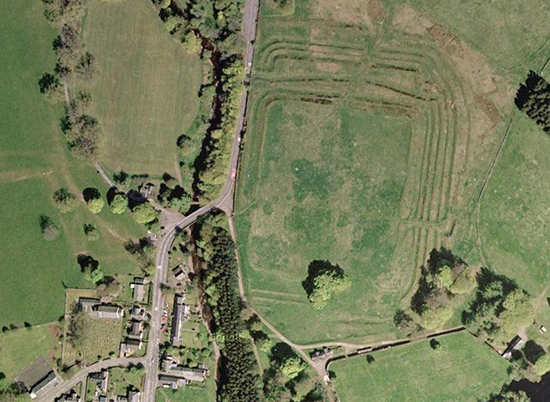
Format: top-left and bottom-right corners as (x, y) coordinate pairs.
(480, 114), (550, 295)
(0, 0), (144, 328)
(234, 0), (550, 344)
(82, 0), (202, 178)
(331, 332), (509, 402)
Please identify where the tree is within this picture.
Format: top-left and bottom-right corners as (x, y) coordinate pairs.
(279, 356), (307, 380)
(132, 202), (159, 224)
(87, 197), (104, 214)
(83, 223), (99, 241)
(534, 353), (550, 376)
(77, 254), (103, 285)
(75, 51), (95, 80)
(436, 266), (453, 288)
(38, 72), (61, 101)
(110, 194), (127, 214)
(53, 187), (78, 213)
(39, 214), (59, 241)
(303, 260), (351, 310)
(420, 306), (453, 330)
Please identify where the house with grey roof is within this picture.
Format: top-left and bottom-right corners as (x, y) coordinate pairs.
(91, 304), (124, 319)
(89, 369), (108, 392)
(171, 295), (187, 347)
(29, 371), (61, 399)
(55, 391), (80, 402)
(78, 297), (100, 313)
(129, 320), (144, 339)
(172, 266), (185, 282)
(130, 278), (145, 302)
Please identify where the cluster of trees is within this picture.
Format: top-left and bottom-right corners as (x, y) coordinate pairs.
(410, 248), (476, 330)
(196, 222), (259, 402)
(261, 343), (327, 402)
(40, 0), (101, 159)
(302, 260), (351, 310)
(462, 268), (533, 346)
(157, 173), (192, 213)
(515, 71), (550, 133)
(132, 202), (161, 232)
(150, 0), (246, 203)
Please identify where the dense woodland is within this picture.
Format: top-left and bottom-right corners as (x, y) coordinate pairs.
(194, 218), (260, 402)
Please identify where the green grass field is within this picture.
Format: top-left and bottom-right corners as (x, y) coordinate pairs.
(234, 0), (550, 345)
(0, 0), (145, 328)
(480, 114), (550, 296)
(331, 333), (510, 402)
(0, 324), (60, 380)
(82, 0), (202, 178)
(157, 387), (214, 402)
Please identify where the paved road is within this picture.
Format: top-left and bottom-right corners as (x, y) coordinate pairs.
(140, 1), (260, 401)
(34, 358), (144, 402)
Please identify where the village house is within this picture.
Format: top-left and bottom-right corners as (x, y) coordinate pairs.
(129, 320), (144, 339)
(130, 278), (145, 303)
(55, 391), (80, 402)
(29, 371), (61, 399)
(171, 294), (188, 347)
(91, 304), (124, 319)
(120, 338), (143, 357)
(158, 374), (189, 390)
(502, 335), (525, 360)
(172, 265), (185, 282)
(88, 369), (109, 393)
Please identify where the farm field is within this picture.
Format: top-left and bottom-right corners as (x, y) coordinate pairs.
(82, 0), (202, 178)
(0, 324), (60, 380)
(0, 0), (144, 328)
(234, 0), (550, 344)
(331, 332), (510, 402)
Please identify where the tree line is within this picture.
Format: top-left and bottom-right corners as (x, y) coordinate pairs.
(39, 0), (101, 159)
(194, 217), (260, 402)
(150, 0), (246, 204)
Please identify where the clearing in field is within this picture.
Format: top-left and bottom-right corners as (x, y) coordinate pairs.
(0, 0), (144, 328)
(331, 332), (509, 402)
(235, 0), (550, 344)
(82, 0), (202, 177)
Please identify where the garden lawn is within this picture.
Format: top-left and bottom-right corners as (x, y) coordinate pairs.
(331, 332), (510, 402)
